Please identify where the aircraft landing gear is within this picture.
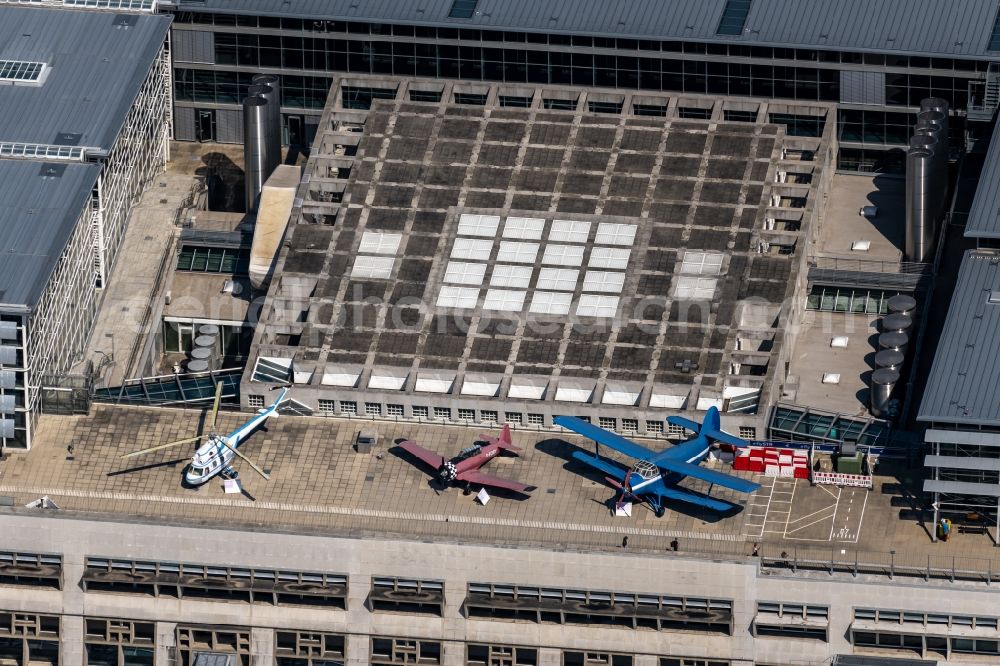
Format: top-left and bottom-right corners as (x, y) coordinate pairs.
(462, 482), (472, 496)
(222, 466), (239, 480)
(654, 505), (666, 518)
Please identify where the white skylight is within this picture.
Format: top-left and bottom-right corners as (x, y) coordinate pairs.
(576, 294), (620, 317)
(496, 241), (539, 264)
(483, 289), (527, 312)
(680, 251), (725, 275)
(674, 276), (718, 299)
(537, 267), (579, 291)
(451, 237), (494, 261)
(457, 213), (501, 237)
(0, 60), (46, 84)
(582, 271), (626, 293)
(595, 223), (638, 246)
(542, 244), (585, 266)
(588, 247), (631, 269)
(549, 219), (592, 243)
(350, 256), (394, 279)
(529, 291), (573, 315)
(503, 216), (546, 239)
(359, 231), (402, 255)
(490, 264), (533, 288)
(415, 373), (455, 393)
(436, 286), (480, 308)
(443, 261), (488, 285)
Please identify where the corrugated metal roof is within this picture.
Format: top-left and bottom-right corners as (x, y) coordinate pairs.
(918, 250), (1000, 426)
(965, 124), (1000, 239)
(0, 160), (102, 311)
(0, 6), (170, 150)
(187, 0), (1000, 58)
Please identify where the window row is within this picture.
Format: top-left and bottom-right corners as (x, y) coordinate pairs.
(855, 607), (999, 629)
(0, 551), (61, 590)
(852, 629), (1000, 657)
(168, 16), (990, 73)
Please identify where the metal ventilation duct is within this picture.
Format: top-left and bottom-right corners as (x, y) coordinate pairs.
(252, 74), (282, 174)
(874, 349), (904, 372)
(243, 96), (269, 212)
(882, 313), (913, 335)
(886, 294), (916, 317)
(905, 147), (934, 262)
(870, 367), (899, 418)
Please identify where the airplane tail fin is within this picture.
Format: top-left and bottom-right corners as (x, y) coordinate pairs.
(496, 423), (521, 451)
(703, 428), (750, 448)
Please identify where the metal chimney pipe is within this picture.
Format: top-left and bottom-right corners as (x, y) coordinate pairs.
(252, 74), (282, 170)
(905, 147), (934, 261)
(870, 368), (899, 418)
(874, 349), (905, 372)
(243, 96), (269, 212)
(886, 294), (917, 317)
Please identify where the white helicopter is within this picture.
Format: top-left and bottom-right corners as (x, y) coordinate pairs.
(121, 383), (290, 486)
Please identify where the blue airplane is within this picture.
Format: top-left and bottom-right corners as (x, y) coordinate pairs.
(553, 406), (760, 517)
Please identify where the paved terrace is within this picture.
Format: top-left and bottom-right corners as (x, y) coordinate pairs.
(1, 406), (997, 581)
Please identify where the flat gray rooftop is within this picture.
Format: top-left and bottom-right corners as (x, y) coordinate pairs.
(0, 6), (170, 151)
(0, 160), (101, 311)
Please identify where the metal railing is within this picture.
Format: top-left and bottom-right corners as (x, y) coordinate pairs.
(809, 255), (930, 275)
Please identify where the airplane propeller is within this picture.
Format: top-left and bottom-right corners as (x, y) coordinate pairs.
(120, 381), (224, 460)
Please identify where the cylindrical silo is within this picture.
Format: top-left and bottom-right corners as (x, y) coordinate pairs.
(248, 83), (280, 180)
(252, 74), (283, 170)
(905, 147), (934, 262)
(887, 294), (916, 317)
(878, 331), (909, 354)
(881, 313), (913, 336)
(870, 368), (899, 418)
(874, 349), (905, 372)
(243, 96), (269, 212)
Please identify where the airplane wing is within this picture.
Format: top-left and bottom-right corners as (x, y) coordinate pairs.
(666, 415), (702, 433)
(458, 470), (536, 493)
(554, 416), (657, 461)
(397, 440), (444, 470)
(658, 484), (737, 512)
(654, 457), (760, 494)
(571, 451), (630, 480)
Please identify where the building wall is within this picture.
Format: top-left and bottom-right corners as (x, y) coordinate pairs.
(2, 513), (1000, 665)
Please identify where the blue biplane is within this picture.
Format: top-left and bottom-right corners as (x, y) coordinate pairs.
(554, 406), (760, 516)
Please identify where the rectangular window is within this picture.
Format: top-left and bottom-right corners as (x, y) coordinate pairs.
(365, 402), (382, 416)
(370, 578), (444, 616)
(505, 412), (523, 425)
(247, 395), (264, 409)
(738, 426), (756, 440)
(599, 417), (617, 430)
(387, 404), (404, 417)
(413, 405), (429, 418)
(458, 408), (476, 421)
(646, 421), (664, 434)
(448, 0), (479, 19)
(717, 0), (753, 35)
(666, 423), (685, 438)
(434, 407), (451, 420)
(621, 418), (639, 433)
(0, 60), (46, 83)
(527, 413), (545, 425)
(340, 400), (357, 415)
(481, 410), (498, 424)
(318, 399), (336, 416)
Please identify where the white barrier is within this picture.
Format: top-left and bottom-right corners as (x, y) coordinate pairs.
(811, 471), (872, 489)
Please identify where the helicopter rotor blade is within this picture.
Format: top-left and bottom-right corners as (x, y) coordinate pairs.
(218, 439), (270, 480)
(209, 381), (223, 431)
(121, 435), (207, 459)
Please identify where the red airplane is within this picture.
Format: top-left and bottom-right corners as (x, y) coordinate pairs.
(397, 424), (537, 494)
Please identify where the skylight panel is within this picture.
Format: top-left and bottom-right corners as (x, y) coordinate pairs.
(990, 6), (1000, 51)
(448, 0), (479, 19)
(350, 256), (394, 279)
(490, 264), (533, 288)
(457, 213), (501, 237)
(595, 223), (638, 246)
(537, 268), (579, 291)
(542, 244), (584, 266)
(443, 261), (487, 285)
(0, 60), (46, 83)
(358, 231), (402, 255)
(674, 276), (718, 300)
(451, 237), (494, 261)
(576, 295), (620, 318)
(503, 217), (546, 240)
(549, 220), (592, 243)
(436, 286), (480, 309)
(529, 291), (573, 315)
(588, 247), (631, 269)
(716, 0), (752, 36)
(483, 289), (526, 312)
(496, 241), (539, 264)
(680, 251), (725, 275)
(582, 271), (625, 293)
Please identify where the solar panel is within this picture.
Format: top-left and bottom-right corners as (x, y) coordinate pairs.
(674, 276), (718, 299)
(451, 237), (494, 261)
(436, 285), (480, 309)
(542, 244), (585, 267)
(483, 289), (526, 312)
(443, 261), (487, 285)
(537, 268), (579, 291)
(576, 295), (620, 318)
(503, 217), (546, 240)
(549, 219), (592, 243)
(457, 213), (501, 237)
(716, 0), (753, 36)
(588, 247), (631, 269)
(358, 231), (402, 255)
(529, 291), (572, 315)
(490, 264), (533, 288)
(350, 256), (394, 279)
(496, 241), (539, 264)
(582, 271), (626, 293)
(595, 223), (638, 246)
(0, 60), (45, 83)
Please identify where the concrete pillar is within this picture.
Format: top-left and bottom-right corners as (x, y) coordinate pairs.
(539, 648), (562, 666)
(345, 633), (368, 666)
(155, 622), (177, 666)
(634, 655), (657, 666)
(60, 614), (84, 666)
(250, 627), (274, 666)
(443, 640), (464, 666)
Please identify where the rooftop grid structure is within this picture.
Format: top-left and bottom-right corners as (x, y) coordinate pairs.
(244, 77), (832, 432)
